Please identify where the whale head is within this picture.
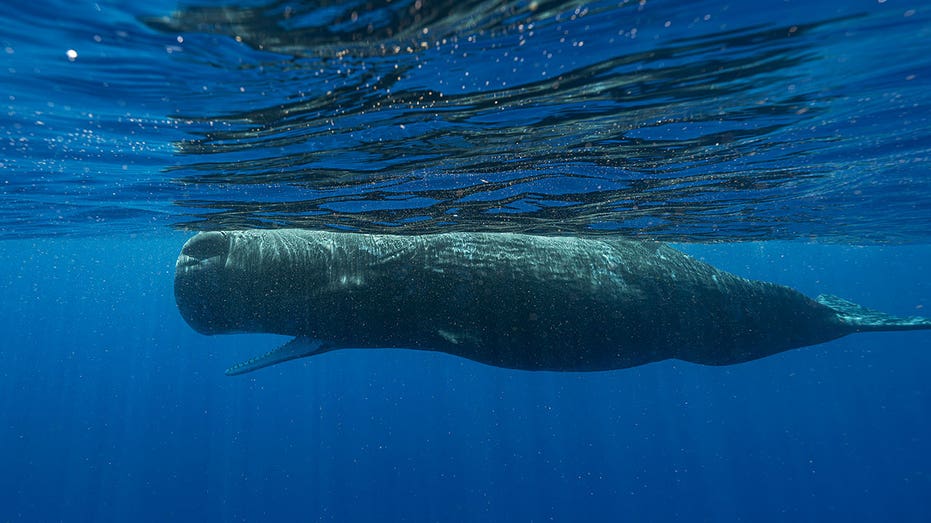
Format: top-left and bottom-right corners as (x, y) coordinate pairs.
(174, 230), (308, 335)
(174, 231), (245, 335)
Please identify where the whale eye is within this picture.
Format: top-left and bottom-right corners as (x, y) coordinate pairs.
(182, 231), (230, 261)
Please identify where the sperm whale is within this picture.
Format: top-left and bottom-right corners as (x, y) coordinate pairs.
(173, 230), (931, 375)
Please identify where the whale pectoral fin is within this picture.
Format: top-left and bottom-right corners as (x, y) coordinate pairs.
(225, 337), (330, 376)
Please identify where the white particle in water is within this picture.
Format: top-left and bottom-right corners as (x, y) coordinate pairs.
(66, 49), (78, 61)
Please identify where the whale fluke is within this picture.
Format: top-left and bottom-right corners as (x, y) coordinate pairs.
(817, 294), (931, 333)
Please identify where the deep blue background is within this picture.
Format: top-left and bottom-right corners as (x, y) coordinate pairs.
(1, 237), (928, 522)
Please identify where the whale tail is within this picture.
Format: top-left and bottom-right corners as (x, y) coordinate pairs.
(817, 294), (931, 332)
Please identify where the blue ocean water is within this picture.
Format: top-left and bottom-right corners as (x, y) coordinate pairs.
(2, 0), (930, 521)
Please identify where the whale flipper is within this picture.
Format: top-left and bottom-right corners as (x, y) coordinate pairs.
(225, 337), (330, 376)
(817, 294), (931, 332)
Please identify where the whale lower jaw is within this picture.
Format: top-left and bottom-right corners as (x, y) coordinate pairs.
(225, 337), (329, 376)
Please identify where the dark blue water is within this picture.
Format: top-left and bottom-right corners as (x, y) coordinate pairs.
(2, 0), (930, 521)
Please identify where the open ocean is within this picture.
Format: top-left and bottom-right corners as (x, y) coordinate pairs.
(2, 0), (930, 521)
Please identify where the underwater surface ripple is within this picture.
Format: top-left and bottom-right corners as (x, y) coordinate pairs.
(1, 0), (930, 241)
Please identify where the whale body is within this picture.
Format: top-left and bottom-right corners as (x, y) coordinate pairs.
(173, 230), (931, 375)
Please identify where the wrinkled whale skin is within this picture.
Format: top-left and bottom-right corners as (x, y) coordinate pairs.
(172, 229), (922, 373)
